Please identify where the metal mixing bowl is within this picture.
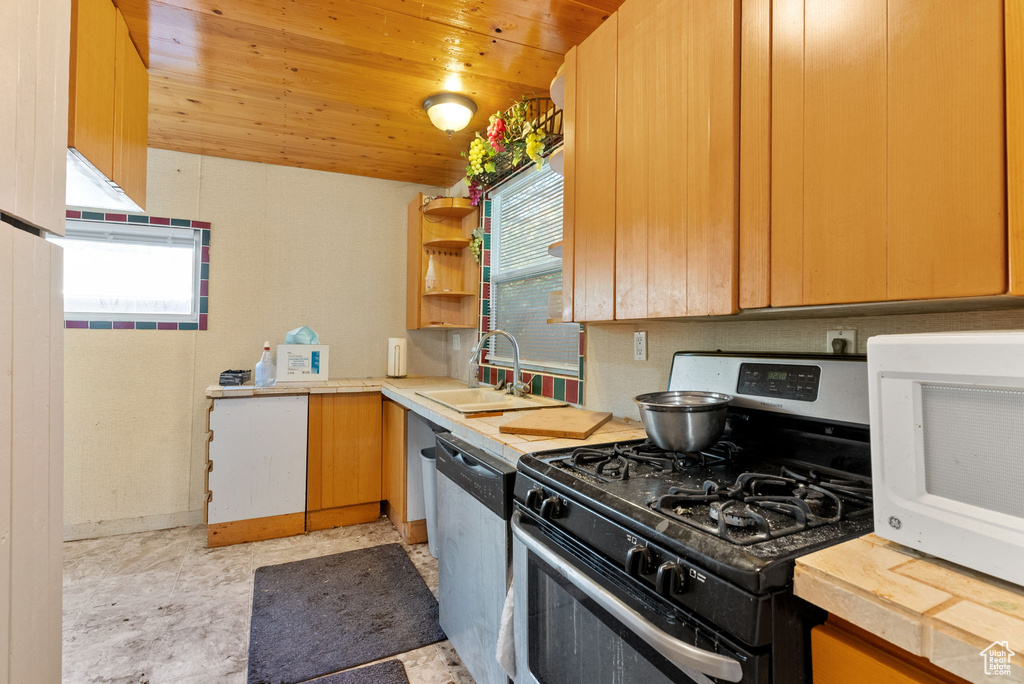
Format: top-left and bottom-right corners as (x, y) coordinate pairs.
(633, 391), (733, 453)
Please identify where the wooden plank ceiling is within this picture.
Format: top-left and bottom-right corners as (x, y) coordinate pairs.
(112, 0), (623, 186)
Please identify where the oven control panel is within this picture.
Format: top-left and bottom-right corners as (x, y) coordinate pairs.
(737, 363), (821, 402)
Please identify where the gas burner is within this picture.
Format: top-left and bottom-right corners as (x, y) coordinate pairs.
(652, 469), (872, 545)
(557, 440), (738, 482)
(710, 501), (759, 528)
(780, 466), (873, 503)
(564, 448), (639, 481)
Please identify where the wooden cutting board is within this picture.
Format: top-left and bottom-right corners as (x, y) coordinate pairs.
(499, 407), (612, 440)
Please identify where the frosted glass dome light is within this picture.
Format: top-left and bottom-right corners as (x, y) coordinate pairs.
(423, 93), (477, 137)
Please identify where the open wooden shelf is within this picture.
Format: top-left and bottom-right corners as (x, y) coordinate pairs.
(424, 237), (471, 250)
(548, 240), (563, 258)
(408, 192), (480, 330)
(422, 197), (477, 219)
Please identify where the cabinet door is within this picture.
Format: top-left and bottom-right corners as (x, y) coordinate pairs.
(615, 0), (739, 318)
(772, 0), (1005, 307)
(1012, 0), (1024, 294)
(307, 393), (382, 513)
(208, 395), (309, 524)
(381, 398), (408, 524)
(812, 621), (968, 684)
(2, 226), (63, 684)
(113, 10), (148, 210)
(1, 0), (69, 234)
(68, 0), (116, 181)
(570, 14), (617, 322)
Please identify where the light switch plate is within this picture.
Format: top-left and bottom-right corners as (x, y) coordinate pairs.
(634, 331), (647, 361)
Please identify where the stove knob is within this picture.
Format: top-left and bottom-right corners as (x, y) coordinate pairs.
(539, 496), (563, 520)
(655, 562), (686, 596)
(625, 546), (654, 576)
(525, 488), (545, 510)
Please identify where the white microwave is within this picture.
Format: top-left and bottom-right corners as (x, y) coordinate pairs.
(868, 331), (1024, 586)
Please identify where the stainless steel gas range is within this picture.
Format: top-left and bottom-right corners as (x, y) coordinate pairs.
(510, 352), (872, 684)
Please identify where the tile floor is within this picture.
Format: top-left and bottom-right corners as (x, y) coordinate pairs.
(62, 518), (475, 684)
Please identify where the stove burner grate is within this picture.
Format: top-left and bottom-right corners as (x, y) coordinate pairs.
(559, 440), (737, 482)
(652, 470), (872, 545)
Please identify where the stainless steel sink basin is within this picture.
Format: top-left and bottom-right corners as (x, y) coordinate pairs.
(416, 387), (567, 414)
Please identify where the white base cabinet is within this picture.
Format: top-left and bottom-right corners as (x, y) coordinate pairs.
(208, 395), (308, 524)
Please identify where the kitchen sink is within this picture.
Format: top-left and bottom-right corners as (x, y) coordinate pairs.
(416, 387), (567, 414)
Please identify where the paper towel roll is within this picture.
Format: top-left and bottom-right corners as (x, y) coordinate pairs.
(387, 337), (407, 378)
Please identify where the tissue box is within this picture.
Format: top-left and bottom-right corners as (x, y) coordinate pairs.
(276, 345), (329, 382)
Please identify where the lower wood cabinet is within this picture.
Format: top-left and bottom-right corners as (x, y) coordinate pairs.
(206, 393), (436, 547)
(812, 618), (969, 684)
(382, 398), (429, 544)
(306, 392), (383, 531)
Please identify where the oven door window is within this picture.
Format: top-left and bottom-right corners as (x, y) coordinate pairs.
(527, 556), (706, 684)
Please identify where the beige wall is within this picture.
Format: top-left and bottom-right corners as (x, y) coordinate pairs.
(583, 310), (1024, 418)
(64, 150), (446, 539)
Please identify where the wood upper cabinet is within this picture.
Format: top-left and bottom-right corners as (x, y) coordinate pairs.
(564, 14), (618, 322)
(69, 0), (117, 179)
(306, 392), (382, 530)
(771, 0), (1007, 306)
(614, 0), (740, 318)
(68, 0), (148, 209)
(113, 11), (149, 209)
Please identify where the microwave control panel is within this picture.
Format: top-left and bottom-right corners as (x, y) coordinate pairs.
(737, 363), (821, 402)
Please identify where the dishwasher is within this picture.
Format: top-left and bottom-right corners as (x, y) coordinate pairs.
(435, 432), (516, 684)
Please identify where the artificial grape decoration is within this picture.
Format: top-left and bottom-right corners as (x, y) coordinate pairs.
(525, 127), (546, 169)
(468, 180), (483, 207)
(486, 113), (507, 153)
(467, 138), (487, 177)
(469, 227), (484, 265)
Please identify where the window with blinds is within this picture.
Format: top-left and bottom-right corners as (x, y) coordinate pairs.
(489, 165), (579, 376)
(47, 220), (203, 323)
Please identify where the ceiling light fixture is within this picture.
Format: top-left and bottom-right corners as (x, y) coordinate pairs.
(422, 93), (477, 138)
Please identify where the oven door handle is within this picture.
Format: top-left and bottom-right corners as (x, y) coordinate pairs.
(511, 512), (744, 683)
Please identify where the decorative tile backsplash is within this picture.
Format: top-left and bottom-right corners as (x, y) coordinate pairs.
(63, 210), (210, 331)
(473, 197), (585, 404)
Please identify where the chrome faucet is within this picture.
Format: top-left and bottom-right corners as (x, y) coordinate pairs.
(467, 329), (530, 397)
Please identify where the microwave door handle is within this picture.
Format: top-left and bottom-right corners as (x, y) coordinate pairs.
(511, 512), (744, 684)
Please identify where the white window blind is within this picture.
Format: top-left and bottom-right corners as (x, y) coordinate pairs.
(47, 220), (203, 322)
(489, 165), (579, 376)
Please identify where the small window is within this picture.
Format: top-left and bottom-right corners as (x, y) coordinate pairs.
(48, 217), (207, 328)
(489, 165), (579, 376)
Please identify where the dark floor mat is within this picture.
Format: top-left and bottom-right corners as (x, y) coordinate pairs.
(308, 660), (409, 684)
(247, 543), (445, 684)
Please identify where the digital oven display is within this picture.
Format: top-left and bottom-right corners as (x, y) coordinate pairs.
(737, 363), (821, 402)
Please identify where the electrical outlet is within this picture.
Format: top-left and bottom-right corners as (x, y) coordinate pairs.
(634, 331), (648, 361)
(453, 333), (461, 351)
(826, 329), (857, 354)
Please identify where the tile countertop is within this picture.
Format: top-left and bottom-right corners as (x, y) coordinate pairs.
(795, 533), (1024, 683)
(205, 376), (647, 465)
